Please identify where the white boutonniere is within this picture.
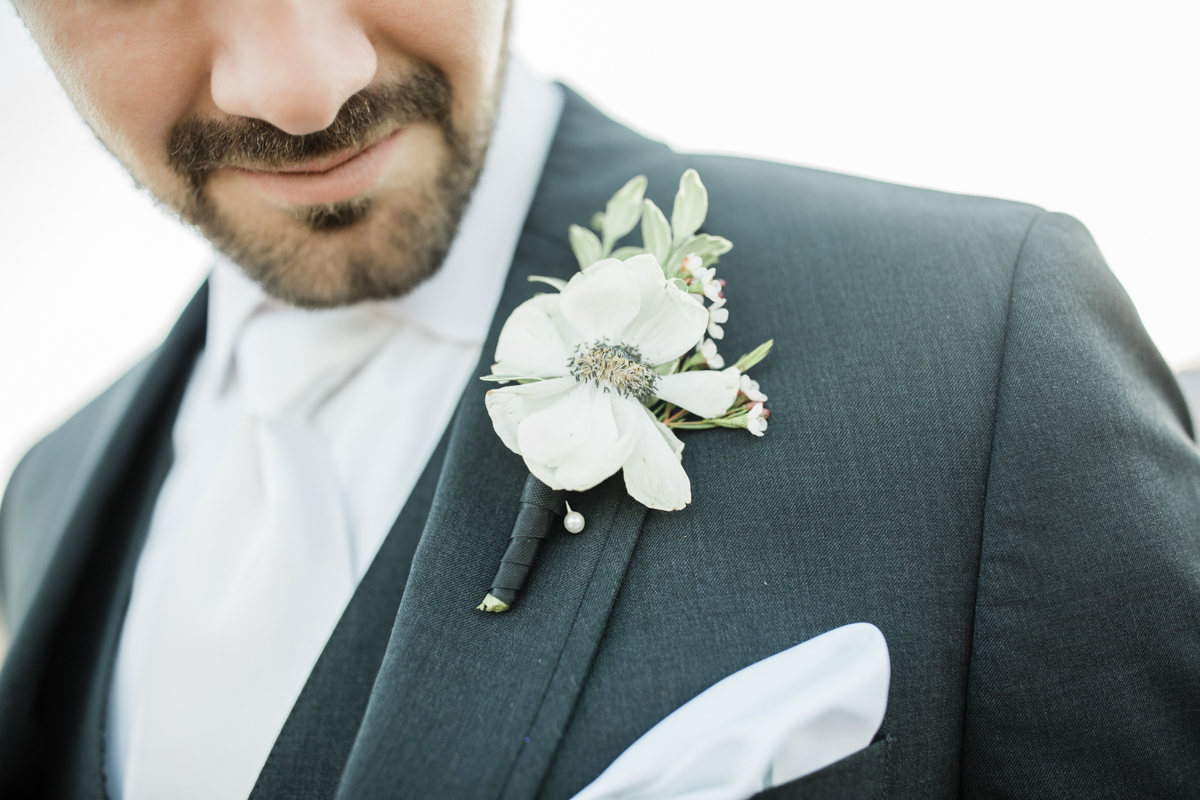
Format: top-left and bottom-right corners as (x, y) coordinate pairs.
(483, 170), (772, 512)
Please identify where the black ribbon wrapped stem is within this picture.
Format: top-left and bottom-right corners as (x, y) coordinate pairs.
(477, 475), (567, 612)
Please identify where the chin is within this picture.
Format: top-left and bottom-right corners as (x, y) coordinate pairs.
(197, 183), (468, 308)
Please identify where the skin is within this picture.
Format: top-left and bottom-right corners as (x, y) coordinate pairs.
(14, 0), (511, 306)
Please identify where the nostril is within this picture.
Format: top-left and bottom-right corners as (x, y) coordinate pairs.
(257, 90), (345, 137)
(209, 14), (377, 136)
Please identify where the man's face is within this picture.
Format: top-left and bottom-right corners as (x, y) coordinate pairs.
(15, 0), (511, 307)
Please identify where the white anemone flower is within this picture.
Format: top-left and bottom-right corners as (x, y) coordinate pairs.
(485, 255), (741, 510)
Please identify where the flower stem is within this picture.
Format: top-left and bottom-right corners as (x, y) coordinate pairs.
(662, 407), (689, 425)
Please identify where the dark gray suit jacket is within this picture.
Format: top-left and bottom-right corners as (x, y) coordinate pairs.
(3, 88), (1199, 799)
(1179, 371), (1200, 422)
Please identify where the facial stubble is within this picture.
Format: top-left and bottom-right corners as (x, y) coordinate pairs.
(168, 64), (496, 308)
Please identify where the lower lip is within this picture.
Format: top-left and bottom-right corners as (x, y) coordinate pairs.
(238, 130), (404, 206)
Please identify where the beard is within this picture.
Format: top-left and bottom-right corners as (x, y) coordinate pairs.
(166, 62), (496, 308)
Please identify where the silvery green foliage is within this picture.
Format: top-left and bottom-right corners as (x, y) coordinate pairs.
(568, 225), (602, 270)
(670, 169), (707, 244)
(569, 169), (732, 279)
(602, 175), (648, 256)
(640, 199), (671, 266)
(733, 340), (773, 373)
(510, 169), (774, 442)
(527, 275), (568, 291)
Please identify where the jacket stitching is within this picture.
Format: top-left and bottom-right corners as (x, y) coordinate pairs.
(955, 208), (1046, 790)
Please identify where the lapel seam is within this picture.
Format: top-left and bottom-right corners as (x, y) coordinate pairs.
(497, 493), (651, 800)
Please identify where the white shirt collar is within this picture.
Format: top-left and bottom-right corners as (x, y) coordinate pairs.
(203, 57), (563, 383)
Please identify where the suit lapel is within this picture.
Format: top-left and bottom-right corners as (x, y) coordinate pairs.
(0, 285), (207, 794)
(334, 218), (650, 800)
(335, 89), (691, 800)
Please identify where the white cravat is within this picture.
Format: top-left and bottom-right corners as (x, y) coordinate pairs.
(106, 58), (563, 800)
(119, 308), (389, 798)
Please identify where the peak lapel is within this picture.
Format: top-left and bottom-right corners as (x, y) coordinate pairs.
(335, 221), (651, 800)
(0, 284), (207, 788)
(334, 89), (691, 800)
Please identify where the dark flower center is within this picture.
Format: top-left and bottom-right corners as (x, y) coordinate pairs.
(568, 342), (658, 402)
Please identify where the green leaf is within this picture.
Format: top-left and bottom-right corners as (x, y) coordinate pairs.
(527, 275), (567, 291)
(671, 169), (708, 245)
(568, 224), (602, 270)
(610, 246), (645, 261)
(668, 277), (688, 294)
(653, 358), (680, 376)
(686, 233), (733, 264)
(733, 339), (774, 373)
(602, 175), (648, 256)
(665, 248), (687, 279)
(666, 233), (732, 277)
(680, 351), (708, 371)
(590, 211), (606, 232)
(641, 198), (672, 266)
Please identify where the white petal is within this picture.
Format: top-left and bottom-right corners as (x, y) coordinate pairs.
(619, 257), (709, 364)
(739, 374), (767, 402)
(654, 367), (741, 419)
(517, 382), (636, 492)
(492, 294), (579, 378)
(623, 252), (668, 279)
(559, 258), (641, 343)
(614, 402), (692, 511)
(485, 377), (577, 454)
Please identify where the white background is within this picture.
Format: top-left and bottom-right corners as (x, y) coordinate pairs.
(2, 0), (1198, 496)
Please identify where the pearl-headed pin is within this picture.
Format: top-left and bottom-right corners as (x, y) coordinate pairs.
(563, 501), (586, 534)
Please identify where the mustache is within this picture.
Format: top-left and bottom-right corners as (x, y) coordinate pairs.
(167, 67), (454, 186)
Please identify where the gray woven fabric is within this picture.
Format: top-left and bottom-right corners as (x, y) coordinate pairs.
(2, 88), (1199, 799)
(1179, 370), (1200, 422)
(0, 288), (207, 798)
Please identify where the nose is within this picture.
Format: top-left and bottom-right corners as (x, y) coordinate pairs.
(209, 0), (377, 136)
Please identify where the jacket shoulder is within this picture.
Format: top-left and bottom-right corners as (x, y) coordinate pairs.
(689, 151), (1044, 276)
(0, 353), (156, 634)
(537, 87), (1045, 293)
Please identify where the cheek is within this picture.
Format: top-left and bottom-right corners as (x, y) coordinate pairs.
(361, 0), (509, 117)
(27, 1), (213, 191)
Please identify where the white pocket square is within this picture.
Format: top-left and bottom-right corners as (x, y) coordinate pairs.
(571, 622), (890, 800)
